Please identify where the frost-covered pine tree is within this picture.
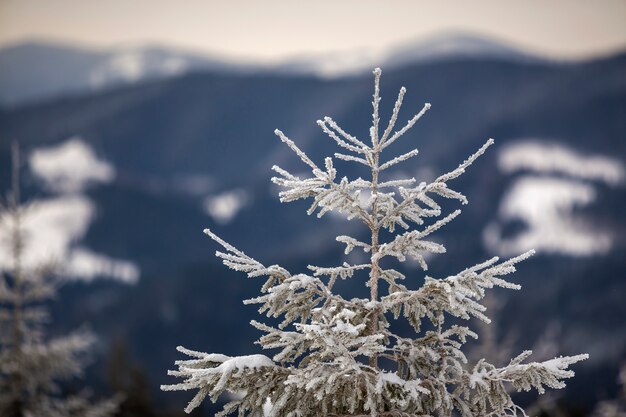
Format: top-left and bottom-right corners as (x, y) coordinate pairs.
(162, 68), (588, 417)
(0, 143), (119, 417)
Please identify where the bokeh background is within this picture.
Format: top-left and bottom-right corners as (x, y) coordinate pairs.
(1, 1), (625, 415)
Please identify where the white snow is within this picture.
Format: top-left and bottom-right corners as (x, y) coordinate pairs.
(263, 398), (273, 417)
(204, 353), (233, 363)
(333, 321), (363, 335)
(2, 139), (140, 283)
(106, 50), (145, 81)
(484, 176), (612, 256)
(90, 50), (146, 86)
(66, 248), (139, 284)
(161, 56), (187, 76)
(537, 354), (589, 376)
(30, 138), (115, 193)
(337, 309), (356, 320)
(375, 372), (429, 396)
(379, 371), (404, 385)
(469, 369), (489, 389)
(286, 48), (383, 78)
(191, 354), (275, 393)
(184, 353), (275, 394)
(204, 189), (249, 225)
(89, 49), (191, 88)
(485, 140), (623, 257)
(499, 140), (625, 185)
(0, 196), (139, 283)
(297, 323), (322, 335)
(287, 274), (316, 290)
(211, 354), (275, 374)
(0, 195), (93, 269)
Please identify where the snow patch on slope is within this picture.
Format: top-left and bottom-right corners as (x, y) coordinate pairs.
(204, 189), (249, 225)
(89, 49), (189, 87)
(484, 176), (611, 256)
(30, 137), (115, 193)
(0, 138), (138, 283)
(484, 140), (623, 257)
(67, 248), (139, 284)
(0, 195), (93, 268)
(499, 141), (625, 185)
(0, 195), (139, 284)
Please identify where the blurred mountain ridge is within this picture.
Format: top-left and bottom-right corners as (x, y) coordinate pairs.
(2, 32), (613, 107)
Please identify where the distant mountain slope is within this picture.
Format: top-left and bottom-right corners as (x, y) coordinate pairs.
(0, 54), (625, 412)
(384, 32), (546, 68)
(0, 33), (556, 107)
(0, 41), (244, 106)
(279, 32), (547, 77)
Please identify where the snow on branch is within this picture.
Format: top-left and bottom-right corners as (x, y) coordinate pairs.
(245, 273), (330, 328)
(322, 117), (370, 150)
(374, 210), (461, 269)
(379, 268), (408, 293)
(318, 119), (370, 155)
(378, 139), (494, 232)
(308, 263), (370, 280)
(497, 352), (589, 393)
(204, 229), (291, 292)
(371, 67), (382, 146)
(251, 320), (312, 364)
(378, 178), (417, 189)
(465, 351), (589, 413)
(382, 251), (534, 332)
(274, 129), (321, 173)
(336, 235), (372, 254)
(334, 152), (371, 167)
(161, 346), (278, 414)
(271, 162), (372, 223)
(380, 87), (406, 143)
(375, 234), (444, 270)
(380, 103), (431, 150)
(295, 313), (383, 360)
(379, 149), (419, 171)
(434, 139), (494, 184)
(308, 262), (371, 290)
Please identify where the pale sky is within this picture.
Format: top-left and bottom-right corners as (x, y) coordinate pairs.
(1, 0), (625, 61)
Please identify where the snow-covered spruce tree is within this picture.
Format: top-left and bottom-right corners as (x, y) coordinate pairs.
(162, 68), (588, 417)
(0, 143), (119, 417)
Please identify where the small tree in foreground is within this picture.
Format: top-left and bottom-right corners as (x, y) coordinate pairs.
(0, 143), (119, 417)
(162, 68), (588, 416)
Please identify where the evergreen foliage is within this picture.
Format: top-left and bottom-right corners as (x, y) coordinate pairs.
(163, 68), (587, 417)
(0, 143), (119, 417)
